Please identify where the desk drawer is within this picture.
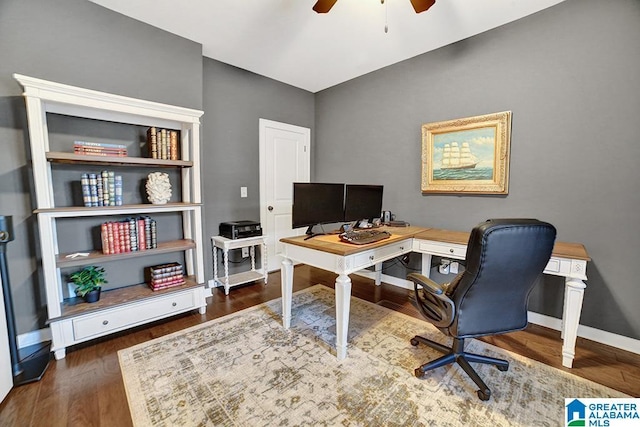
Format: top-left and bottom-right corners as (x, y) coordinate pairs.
(352, 240), (410, 270)
(417, 241), (466, 259)
(72, 291), (196, 340)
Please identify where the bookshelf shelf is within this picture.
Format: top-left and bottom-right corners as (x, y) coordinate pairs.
(56, 239), (196, 268)
(46, 151), (193, 168)
(15, 73), (206, 360)
(34, 203), (201, 216)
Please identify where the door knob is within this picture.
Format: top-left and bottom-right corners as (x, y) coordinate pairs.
(268, 206), (274, 211)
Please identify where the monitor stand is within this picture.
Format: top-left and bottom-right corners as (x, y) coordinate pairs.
(303, 225), (325, 240)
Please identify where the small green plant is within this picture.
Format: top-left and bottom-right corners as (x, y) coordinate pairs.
(69, 265), (108, 297)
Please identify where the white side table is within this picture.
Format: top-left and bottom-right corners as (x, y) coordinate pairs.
(211, 235), (268, 295)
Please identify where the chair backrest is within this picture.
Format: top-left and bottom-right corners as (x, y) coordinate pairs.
(447, 219), (556, 338)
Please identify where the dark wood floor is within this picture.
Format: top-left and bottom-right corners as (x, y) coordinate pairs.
(1, 265), (638, 426)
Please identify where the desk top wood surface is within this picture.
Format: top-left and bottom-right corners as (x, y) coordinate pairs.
(280, 225), (590, 261)
(415, 228), (590, 261)
(280, 225), (426, 256)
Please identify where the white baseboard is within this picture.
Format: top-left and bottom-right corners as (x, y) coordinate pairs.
(356, 271), (640, 355)
(17, 328), (51, 349)
(527, 311), (640, 355)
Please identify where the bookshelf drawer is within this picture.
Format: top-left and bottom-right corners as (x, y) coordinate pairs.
(72, 291), (196, 340)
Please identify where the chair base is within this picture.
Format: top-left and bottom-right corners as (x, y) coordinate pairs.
(410, 335), (509, 401)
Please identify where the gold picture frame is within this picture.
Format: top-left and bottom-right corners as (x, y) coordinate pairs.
(421, 111), (512, 195)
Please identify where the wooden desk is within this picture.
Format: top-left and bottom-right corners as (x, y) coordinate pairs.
(280, 226), (589, 368)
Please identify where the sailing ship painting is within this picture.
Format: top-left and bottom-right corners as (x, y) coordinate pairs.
(441, 142), (478, 170)
(421, 111), (511, 194)
(433, 127), (496, 181)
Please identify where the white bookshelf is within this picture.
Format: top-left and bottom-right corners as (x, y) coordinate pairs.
(14, 74), (206, 360)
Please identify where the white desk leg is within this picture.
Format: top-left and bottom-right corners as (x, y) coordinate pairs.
(281, 257), (293, 329)
(374, 263), (382, 286)
(421, 253), (433, 278)
(335, 273), (352, 360)
(562, 278), (586, 368)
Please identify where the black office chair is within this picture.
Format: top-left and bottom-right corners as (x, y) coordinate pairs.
(408, 219), (556, 401)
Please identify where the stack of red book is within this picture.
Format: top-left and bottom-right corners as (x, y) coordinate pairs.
(100, 217), (156, 254)
(74, 140), (127, 156)
(148, 262), (184, 291)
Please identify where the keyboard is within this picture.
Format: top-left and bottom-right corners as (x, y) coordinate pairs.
(339, 229), (391, 245)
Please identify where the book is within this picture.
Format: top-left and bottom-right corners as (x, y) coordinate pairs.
(146, 127), (180, 160)
(101, 223), (110, 254)
(80, 170), (121, 208)
(81, 173), (91, 207)
(88, 173), (98, 207)
(74, 147), (127, 157)
(170, 130), (179, 160)
(74, 141), (127, 157)
(114, 175), (123, 206)
(74, 140), (127, 149)
(147, 127), (158, 159)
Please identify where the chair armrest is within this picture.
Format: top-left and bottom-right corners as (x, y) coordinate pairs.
(407, 273), (444, 295)
(407, 273), (455, 328)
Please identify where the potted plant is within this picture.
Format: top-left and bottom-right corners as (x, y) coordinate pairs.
(69, 265), (108, 303)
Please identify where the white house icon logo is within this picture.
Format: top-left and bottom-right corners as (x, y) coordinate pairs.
(566, 399), (587, 426)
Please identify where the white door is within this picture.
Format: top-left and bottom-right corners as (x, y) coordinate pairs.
(259, 119), (310, 271)
(0, 275), (13, 403)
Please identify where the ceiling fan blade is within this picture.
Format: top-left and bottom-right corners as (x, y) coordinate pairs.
(409, 0), (436, 13)
(313, 0), (338, 13)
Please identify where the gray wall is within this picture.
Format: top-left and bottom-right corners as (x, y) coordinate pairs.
(0, 0), (203, 334)
(1, 0), (638, 343)
(202, 59), (314, 277)
(314, 0), (640, 339)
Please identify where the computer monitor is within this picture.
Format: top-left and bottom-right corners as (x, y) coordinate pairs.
(344, 184), (384, 224)
(292, 182), (345, 237)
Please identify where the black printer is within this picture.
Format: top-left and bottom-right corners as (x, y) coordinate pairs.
(219, 220), (262, 239)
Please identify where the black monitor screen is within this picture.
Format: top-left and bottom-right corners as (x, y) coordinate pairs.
(344, 184), (384, 222)
(292, 183), (345, 230)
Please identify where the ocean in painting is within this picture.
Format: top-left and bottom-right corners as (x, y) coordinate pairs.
(433, 167), (494, 181)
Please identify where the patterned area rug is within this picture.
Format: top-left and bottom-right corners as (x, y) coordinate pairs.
(119, 285), (627, 426)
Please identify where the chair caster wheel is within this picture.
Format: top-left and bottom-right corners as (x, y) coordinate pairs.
(497, 364), (509, 372)
(477, 389), (491, 401)
(414, 368), (425, 378)
(410, 338), (419, 346)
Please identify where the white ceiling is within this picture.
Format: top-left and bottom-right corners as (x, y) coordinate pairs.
(89, 0), (565, 93)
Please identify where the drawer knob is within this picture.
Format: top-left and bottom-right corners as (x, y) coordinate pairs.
(369, 255), (375, 261)
(400, 246), (404, 251)
(172, 302), (177, 307)
(102, 320), (109, 325)
(449, 249), (454, 253)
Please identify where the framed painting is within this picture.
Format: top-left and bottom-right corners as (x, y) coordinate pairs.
(421, 111), (512, 194)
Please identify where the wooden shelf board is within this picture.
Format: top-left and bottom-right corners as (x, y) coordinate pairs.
(216, 270), (265, 287)
(34, 202), (201, 215)
(51, 276), (202, 321)
(57, 239), (196, 268)
(46, 151), (192, 167)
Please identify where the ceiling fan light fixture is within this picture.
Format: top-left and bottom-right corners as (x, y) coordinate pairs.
(313, 0), (338, 13)
(409, 0), (436, 13)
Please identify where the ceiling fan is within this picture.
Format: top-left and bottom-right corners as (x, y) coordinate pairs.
(313, 0), (436, 14)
